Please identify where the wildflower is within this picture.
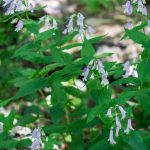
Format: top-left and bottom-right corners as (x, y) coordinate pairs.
(124, 119), (134, 134)
(29, 3), (34, 13)
(125, 22), (133, 30)
(77, 13), (84, 27)
(123, 61), (138, 78)
(117, 105), (126, 119)
(148, 20), (150, 27)
(115, 115), (121, 137)
(123, 1), (133, 15)
(97, 60), (109, 86)
(141, 5), (147, 15)
(31, 128), (42, 150)
(106, 107), (112, 118)
(31, 128), (41, 140)
(2, 0), (12, 7)
(137, 0), (143, 12)
(15, 20), (23, 32)
(15, 0), (25, 12)
(108, 127), (116, 145)
(82, 66), (89, 82)
(63, 15), (74, 34)
(5, 3), (15, 15)
(31, 139), (42, 150)
(87, 26), (95, 35)
(52, 19), (58, 29)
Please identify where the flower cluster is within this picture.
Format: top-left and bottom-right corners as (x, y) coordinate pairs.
(2, 0), (34, 15)
(82, 60), (109, 86)
(106, 105), (134, 145)
(31, 128), (43, 150)
(63, 13), (95, 40)
(123, 0), (149, 29)
(39, 15), (58, 32)
(123, 61), (138, 78)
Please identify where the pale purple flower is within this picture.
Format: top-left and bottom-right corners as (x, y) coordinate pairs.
(2, 0), (12, 7)
(97, 60), (109, 86)
(124, 119), (134, 134)
(123, 61), (138, 78)
(77, 13), (84, 27)
(31, 139), (42, 150)
(106, 107), (112, 118)
(31, 128), (41, 140)
(108, 127), (116, 145)
(5, 2), (15, 15)
(29, 3), (34, 13)
(125, 22), (133, 30)
(123, 1), (133, 15)
(15, 20), (23, 32)
(82, 66), (89, 82)
(117, 105), (126, 119)
(141, 5), (147, 15)
(115, 116), (121, 137)
(15, 0), (25, 12)
(87, 26), (95, 35)
(63, 15), (75, 34)
(137, 0), (143, 12)
(148, 20), (150, 27)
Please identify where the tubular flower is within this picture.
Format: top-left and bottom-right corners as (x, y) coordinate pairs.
(117, 105), (126, 119)
(123, 1), (133, 15)
(108, 127), (116, 145)
(31, 128), (42, 150)
(82, 66), (90, 82)
(97, 60), (109, 86)
(115, 116), (121, 137)
(3, 0), (34, 15)
(62, 15), (75, 34)
(141, 5), (147, 15)
(123, 61), (138, 78)
(137, 0), (143, 12)
(124, 119), (134, 134)
(15, 20), (23, 32)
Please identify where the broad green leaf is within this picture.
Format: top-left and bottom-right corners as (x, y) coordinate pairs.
(14, 78), (49, 99)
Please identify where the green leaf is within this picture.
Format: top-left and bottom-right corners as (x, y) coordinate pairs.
(17, 114), (37, 126)
(14, 78), (49, 99)
(3, 109), (15, 131)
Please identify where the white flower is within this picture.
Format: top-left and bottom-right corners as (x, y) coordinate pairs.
(106, 107), (112, 118)
(117, 105), (126, 119)
(15, 20), (23, 32)
(52, 19), (58, 29)
(124, 119), (134, 134)
(108, 127), (116, 145)
(53, 144), (60, 150)
(115, 116), (121, 137)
